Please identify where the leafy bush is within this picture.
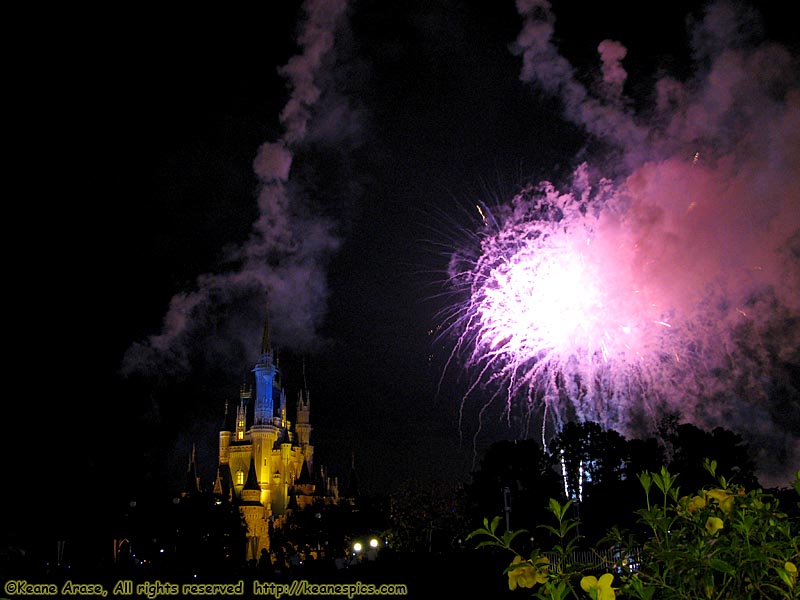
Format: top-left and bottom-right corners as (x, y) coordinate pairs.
(468, 461), (799, 599)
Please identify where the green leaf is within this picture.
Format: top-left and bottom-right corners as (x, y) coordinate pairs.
(548, 581), (569, 600)
(638, 471), (652, 493)
(708, 558), (735, 575)
(488, 515), (502, 535)
(547, 498), (564, 519)
(501, 528), (528, 546)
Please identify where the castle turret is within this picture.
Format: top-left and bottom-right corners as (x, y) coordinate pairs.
(295, 388), (314, 473)
(213, 463), (232, 500)
(235, 386), (251, 441)
(240, 457), (262, 504)
(296, 389), (312, 444)
(240, 457), (269, 560)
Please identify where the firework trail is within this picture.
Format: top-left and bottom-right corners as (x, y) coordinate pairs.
(441, 0), (800, 481)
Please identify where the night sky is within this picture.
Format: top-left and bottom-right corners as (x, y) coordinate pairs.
(7, 0), (799, 544)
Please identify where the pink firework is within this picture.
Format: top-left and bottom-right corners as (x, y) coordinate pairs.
(442, 171), (668, 439)
(440, 152), (799, 448)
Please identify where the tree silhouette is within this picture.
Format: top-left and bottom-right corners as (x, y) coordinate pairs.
(663, 422), (759, 492)
(463, 439), (562, 548)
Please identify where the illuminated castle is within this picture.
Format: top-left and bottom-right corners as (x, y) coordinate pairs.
(212, 316), (344, 561)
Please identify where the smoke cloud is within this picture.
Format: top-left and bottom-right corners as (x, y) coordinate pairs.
(123, 0), (352, 379)
(505, 0), (799, 484)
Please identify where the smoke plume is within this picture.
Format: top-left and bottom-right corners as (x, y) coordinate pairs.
(123, 0), (353, 379)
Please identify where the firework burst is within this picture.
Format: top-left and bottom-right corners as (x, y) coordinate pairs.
(443, 170), (654, 439)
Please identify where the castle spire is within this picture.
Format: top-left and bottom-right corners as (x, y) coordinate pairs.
(261, 300), (271, 356)
(253, 298), (279, 426)
(345, 449), (359, 500)
(222, 398), (230, 430)
(239, 457), (262, 506)
(182, 443), (200, 497)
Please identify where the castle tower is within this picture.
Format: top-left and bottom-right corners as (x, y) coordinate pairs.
(253, 313), (279, 426)
(250, 310), (281, 504)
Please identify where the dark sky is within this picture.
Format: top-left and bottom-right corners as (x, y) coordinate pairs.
(6, 0), (799, 545)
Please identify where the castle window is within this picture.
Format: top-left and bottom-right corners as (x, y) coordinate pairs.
(238, 431), (244, 440)
(236, 470), (244, 485)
